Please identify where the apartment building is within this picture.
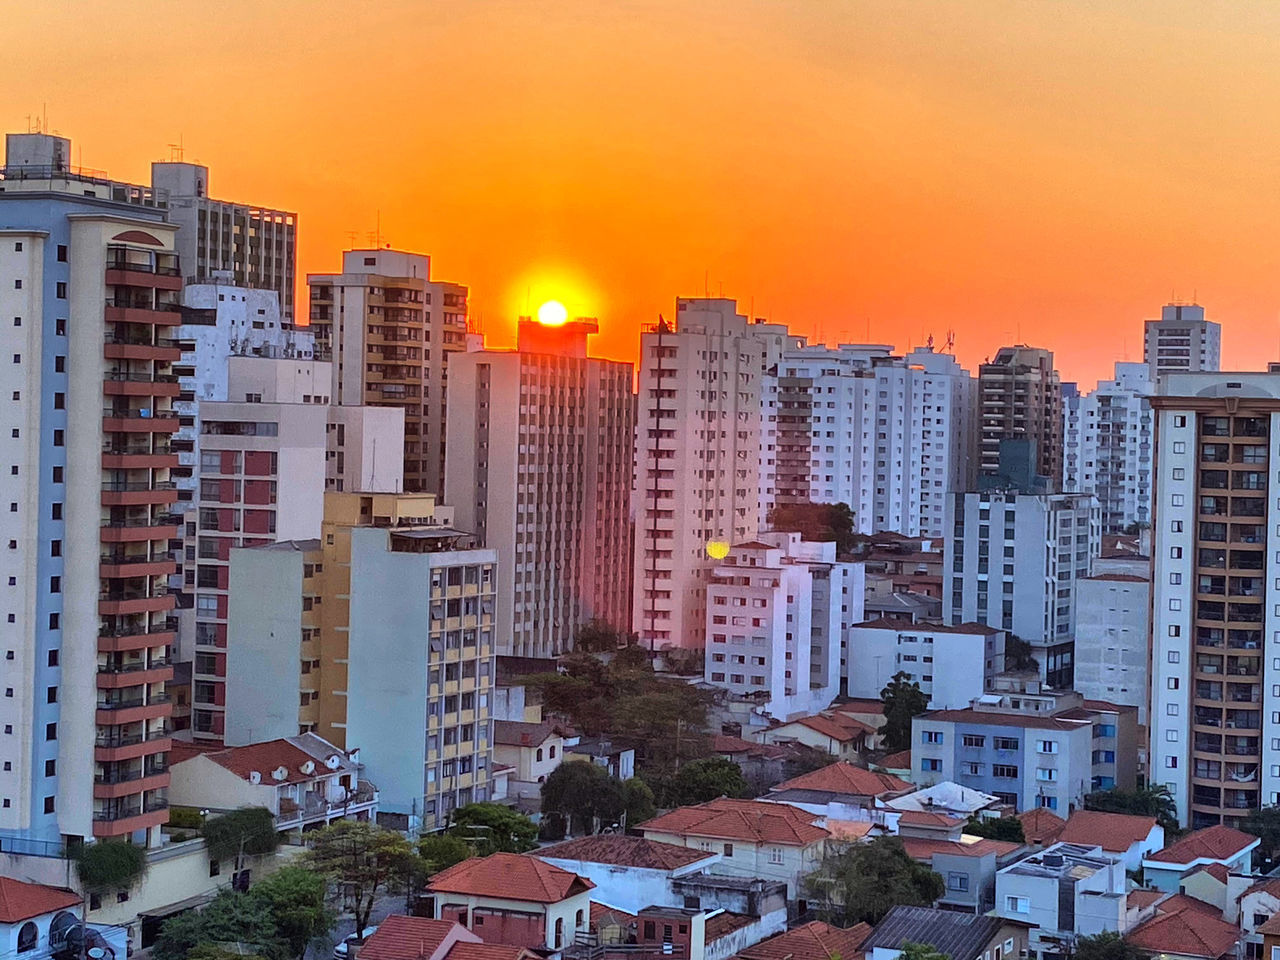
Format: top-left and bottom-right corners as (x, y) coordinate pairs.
(150, 161), (297, 322)
(1062, 362), (1154, 532)
(307, 249), (469, 494)
(446, 317), (634, 657)
(995, 842), (1127, 956)
(702, 532), (864, 721)
(944, 490), (1099, 687)
(1072, 574), (1151, 723)
(0, 132), (178, 846)
(1144, 303), (1221, 379)
(1149, 372), (1280, 829)
(845, 619), (1004, 708)
(979, 345), (1063, 487)
(633, 300), (766, 650)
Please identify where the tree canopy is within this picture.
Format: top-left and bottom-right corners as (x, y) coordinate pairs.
(964, 816), (1025, 843)
(573, 620), (632, 653)
(1072, 932), (1149, 960)
(880, 672), (929, 754)
(766, 502), (862, 556)
(900, 944), (951, 960)
(542, 763), (624, 835)
(669, 756), (750, 806)
(1085, 785), (1179, 835)
(1244, 806), (1280, 866)
(154, 889), (284, 960)
(418, 832), (473, 872)
(303, 821), (414, 936)
(75, 841), (148, 893)
(201, 807), (281, 863)
(247, 867), (334, 960)
(447, 802), (538, 854)
(806, 836), (944, 925)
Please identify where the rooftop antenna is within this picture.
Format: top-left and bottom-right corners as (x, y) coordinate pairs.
(345, 231), (358, 247)
(42, 103), (47, 135)
(166, 135), (185, 162)
(704, 269), (709, 299)
(376, 209), (382, 251)
(945, 329), (955, 353)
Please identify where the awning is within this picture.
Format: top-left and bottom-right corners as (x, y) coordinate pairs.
(138, 892), (216, 918)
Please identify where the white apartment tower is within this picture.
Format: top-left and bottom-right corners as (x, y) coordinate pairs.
(1062, 362), (1154, 533)
(446, 318), (634, 657)
(633, 300), (765, 650)
(1150, 372), (1280, 830)
(945, 489), (1100, 688)
(1144, 303), (1221, 379)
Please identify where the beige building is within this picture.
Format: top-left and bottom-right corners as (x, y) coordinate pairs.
(308, 249), (468, 495)
(978, 345), (1063, 487)
(445, 318), (634, 657)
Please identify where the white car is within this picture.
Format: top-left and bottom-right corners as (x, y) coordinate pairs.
(333, 926), (378, 960)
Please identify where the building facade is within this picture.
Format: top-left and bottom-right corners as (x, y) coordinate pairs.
(1144, 303), (1221, 379)
(1072, 574), (1151, 723)
(978, 346), (1063, 488)
(845, 620), (1004, 709)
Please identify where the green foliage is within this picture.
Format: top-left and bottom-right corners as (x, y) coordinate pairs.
(1072, 932), (1150, 960)
(1243, 806), (1280, 865)
(670, 757), (749, 805)
(186, 946), (269, 960)
(1004, 634), (1040, 673)
(168, 806), (206, 829)
(622, 777), (656, 829)
(900, 944), (951, 960)
(964, 816), (1025, 843)
(153, 889), (284, 960)
(1085, 785), (1180, 836)
(574, 619), (630, 653)
(783, 744), (838, 780)
(767, 502), (862, 556)
(448, 803), (538, 854)
(248, 867), (334, 960)
(542, 762), (623, 835)
(201, 807), (280, 863)
(75, 841), (148, 893)
(418, 832), (473, 871)
(879, 672), (929, 754)
(807, 836), (945, 925)
(304, 821), (415, 936)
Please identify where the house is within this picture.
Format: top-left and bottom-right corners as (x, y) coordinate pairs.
(873, 751), (911, 779)
(897, 836), (1024, 914)
(755, 714), (873, 761)
(627, 904), (778, 960)
(564, 738), (635, 782)
(733, 920), (872, 960)
(534, 835), (719, 914)
(423, 853), (595, 950)
(1142, 825), (1259, 892)
(713, 736), (789, 788)
(763, 763), (912, 822)
(1015, 808), (1066, 847)
(492, 720), (574, 785)
(589, 903), (637, 945)
(844, 619), (1004, 710)
(1180, 864), (1233, 917)
(168, 734), (376, 838)
(638, 799), (828, 901)
(357, 915), (540, 960)
(1125, 894), (1241, 960)
(995, 843), (1127, 957)
(1230, 875), (1280, 938)
(1258, 914), (1280, 960)
(0, 878), (85, 960)
(1057, 810), (1163, 871)
(884, 781), (1007, 821)
(863, 905), (1029, 960)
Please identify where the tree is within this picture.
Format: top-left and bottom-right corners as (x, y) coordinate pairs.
(880, 672), (929, 754)
(782, 744), (838, 780)
(612, 687), (711, 776)
(187, 947), (269, 960)
(1085, 785), (1179, 835)
(807, 836), (944, 925)
(621, 778), (656, 829)
(201, 807), (280, 865)
(574, 620), (628, 653)
(248, 867), (334, 960)
(418, 833), (473, 872)
(1072, 931), (1149, 960)
(75, 841), (147, 893)
(670, 757), (749, 805)
(1244, 806), (1280, 867)
(153, 890), (284, 960)
(900, 944), (951, 960)
(542, 763), (623, 835)
(448, 803), (538, 854)
(767, 502), (862, 556)
(964, 816), (1025, 843)
(303, 821), (414, 938)
(1004, 634), (1040, 673)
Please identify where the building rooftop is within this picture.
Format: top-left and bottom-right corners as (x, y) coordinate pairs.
(886, 781), (1000, 815)
(492, 720), (571, 748)
(1126, 901), (1240, 959)
(705, 912), (757, 942)
(853, 618), (1001, 635)
(0, 878), (80, 923)
(195, 737), (353, 785)
(771, 762), (911, 798)
(1145, 824), (1258, 865)
(918, 708), (1091, 731)
(896, 810), (966, 829)
(536, 835), (715, 871)
(771, 713), (874, 742)
(876, 750), (911, 770)
(713, 735), (788, 760)
(899, 837), (1022, 861)
(863, 906), (1014, 960)
(1058, 811), (1157, 853)
(427, 853), (594, 904)
(357, 916), (459, 960)
(639, 798), (827, 846)
(734, 921), (871, 960)
(1016, 808), (1066, 846)
(1001, 842), (1119, 879)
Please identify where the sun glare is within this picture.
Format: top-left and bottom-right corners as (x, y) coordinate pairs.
(537, 300), (569, 326)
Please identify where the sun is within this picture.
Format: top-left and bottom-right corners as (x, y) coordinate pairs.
(537, 300), (569, 326)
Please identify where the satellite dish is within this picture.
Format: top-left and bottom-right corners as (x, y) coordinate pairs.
(88, 948), (106, 959)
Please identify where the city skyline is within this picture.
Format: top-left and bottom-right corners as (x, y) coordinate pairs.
(9, 1), (1280, 385)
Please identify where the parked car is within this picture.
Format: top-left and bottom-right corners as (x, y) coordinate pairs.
(333, 926), (378, 960)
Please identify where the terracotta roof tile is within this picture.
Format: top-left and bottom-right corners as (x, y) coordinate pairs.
(772, 762), (911, 797)
(1188, 863), (1231, 885)
(427, 853), (594, 903)
(1154, 894), (1223, 918)
(834, 700), (887, 716)
(196, 739), (323, 785)
(1126, 906), (1240, 959)
(1016, 808), (1066, 846)
(1058, 811), (1157, 853)
(590, 902), (637, 926)
(1258, 914), (1280, 937)
(705, 913), (756, 942)
(1235, 876), (1280, 903)
(779, 714), (872, 742)
(492, 720), (569, 748)
(713, 735), (787, 760)
(536, 835), (714, 870)
(899, 837), (1020, 861)
(358, 916), (461, 960)
(0, 878), (80, 923)
(639, 798), (827, 846)
(1146, 824), (1258, 864)
(1127, 890), (1165, 910)
(735, 921), (872, 960)
(877, 751), (911, 770)
(448, 943), (533, 960)
(896, 810), (965, 829)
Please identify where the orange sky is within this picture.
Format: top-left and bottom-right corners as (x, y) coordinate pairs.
(7, 0), (1280, 385)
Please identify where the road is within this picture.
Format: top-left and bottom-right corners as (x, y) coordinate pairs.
(306, 890), (405, 960)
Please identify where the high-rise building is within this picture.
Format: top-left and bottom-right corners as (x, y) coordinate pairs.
(307, 249), (469, 495)
(0, 132), (178, 846)
(1150, 372), (1278, 829)
(1072, 572), (1150, 723)
(150, 161), (297, 322)
(978, 346), (1063, 488)
(1144, 303), (1221, 379)
(225, 492), (497, 830)
(1062, 362), (1155, 533)
(944, 489), (1099, 688)
(446, 318), (634, 657)
(633, 300), (766, 650)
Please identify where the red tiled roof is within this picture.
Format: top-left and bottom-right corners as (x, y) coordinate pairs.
(1017, 808), (1066, 846)
(897, 810), (965, 829)
(0, 878), (80, 923)
(773, 762), (911, 797)
(877, 750), (911, 770)
(1146, 824), (1257, 865)
(834, 699), (887, 716)
(358, 916), (461, 960)
(1059, 811), (1157, 852)
(1235, 876), (1280, 903)
(1127, 890), (1164, 911)
(1188, 863), (1231, 885)
(782, 714), (874, 742)
(899, 837), (1020, 861)
(427, 853), (594, 903)
(736, 921), (871, 960)
(1154, 894), (1223, 918)
(713, 735), (787, 760)
(1258, 914), (1280, 936)
(851, 618), (999, 635)
(590, 902), (637, 926)
(536, 834), (714, 870)
(1127, 905), (1239, 959)
(1079, 699), (1138, 714)
(492, 720), (569, 748)
(198, 739), (325, 785)
(449, 944), (532, 960)
(705, 912), (756, 942)
(640, 798), (827, 846)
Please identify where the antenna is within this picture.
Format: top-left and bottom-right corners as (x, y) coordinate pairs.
(704, 269), (709, 298)
(345, 231), (358, 247)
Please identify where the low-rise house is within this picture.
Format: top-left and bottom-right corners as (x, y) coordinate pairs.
(845, 619), (1004, 709)
(763, 763), (912, 823)
(1057, 810), (1163, 871)
(638, 799), (828, 901)
(1125, 894), (1241, 960)
(733, 920), (872, 960)
(995, 843), (1127, 957)
(423, 853), (595, 951)
(534, 835), (719, 915)
(713, 736), (788, 789)
(755, 714), (873, 760)
(627, 904), (777, 960)
(1258, 914), (1280, 960)
(1015, 808), (1066, 847)
(896, 836), (1023, 914)
(168, 734), (377, 838)
(1230, 875), (1280, 936)
(564, 738), (634, 782)
(1142, 825), (1259, 892)
(863, 905), (1030, 960)
(357, 914), (539, 960)
(873, 750), (911, 779)
(492, 720), (574, 785)
(1180, 864), (1233, 917)
(884, 781), (1007, 821)
(0, 878), (86, 960)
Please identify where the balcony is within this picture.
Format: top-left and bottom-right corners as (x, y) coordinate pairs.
(98, 585), (171, 616)
(100, 512), (181, 543)
(94, 732), (172, 763)
(101, 410), (180, 434)
(101, 480), (179, 508)
(103, 298), (182, 326)
(95, 692), (171, 726)
(100, 550), (176, 579)
(92, 804), (168, 838)
(104, 332), (182, 363)
(93, 769), (169, 799)
(96, 660), (172, 690)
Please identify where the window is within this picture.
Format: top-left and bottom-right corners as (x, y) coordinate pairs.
(993, 737), (1019, 751)
(947, 872), (969, 892)
(43, 796), (54, 814)
(921, 758), (942, 772)
(1005, 896), (1030, 914)
(962, 734), (985, 748)
(993, 764), (1019, 779)
(1036, 768), (1057, 781)
(17, 921), (36, 953)
(768, 847), (784, 864)
(1037, 740), (1058, 754)
(922, 730), (943, 744)
(723, 843), (733, 857)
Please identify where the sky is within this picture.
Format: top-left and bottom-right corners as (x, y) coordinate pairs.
(6, 0), (1280, 385)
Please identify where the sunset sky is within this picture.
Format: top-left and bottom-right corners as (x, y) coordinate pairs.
(6, 0), (1280, 385)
